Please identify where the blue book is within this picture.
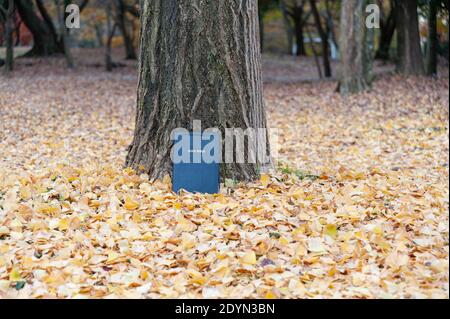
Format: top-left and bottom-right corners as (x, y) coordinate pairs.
(172, 131), (221, 194)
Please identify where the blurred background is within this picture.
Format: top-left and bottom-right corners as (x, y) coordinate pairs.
(1, 0), (448, 81)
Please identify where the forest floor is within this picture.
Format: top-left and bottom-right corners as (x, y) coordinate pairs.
(0, 49), (448, 298)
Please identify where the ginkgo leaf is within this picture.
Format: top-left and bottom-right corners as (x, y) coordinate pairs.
(240, 251), (257, 265)
(124, 196), (139, 211)
(260, 174), (271, 187)
(9, 268), (23, 282)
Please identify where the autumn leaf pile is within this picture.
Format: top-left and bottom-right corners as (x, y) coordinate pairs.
(0, 55), (448, 298)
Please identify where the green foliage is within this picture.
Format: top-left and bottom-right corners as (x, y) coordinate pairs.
(279, 165), (320, 181)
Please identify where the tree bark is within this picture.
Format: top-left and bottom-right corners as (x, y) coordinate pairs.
(126, 0), (270, 182)
(15, 0), (63, 56)
(309, 0), (332, 77)
(426, 0), (438, 75)
(339, 0), (373, 95)
(394, 0), (425, 75)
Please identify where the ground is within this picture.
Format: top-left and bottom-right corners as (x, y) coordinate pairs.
(0, 49), (448, 298)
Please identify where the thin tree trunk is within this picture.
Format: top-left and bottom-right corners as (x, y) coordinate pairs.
(14, 20), (21, 46)
(309, 0), (332, 77)
(105, 2), (116, 72)
(426, 0), (438, 75)
(95, 23), (104, 47)
(306, 26), (323, 78)
(280, 0), (294, 55)
(339, 0), (375, 95)
(126, 0), (270, 182)
(3, 0), (14, 74)
(394, 0), (425, 75)
(55, 0), (74, 68)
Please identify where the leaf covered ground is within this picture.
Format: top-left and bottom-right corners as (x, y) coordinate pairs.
(0, 52), (448, 299)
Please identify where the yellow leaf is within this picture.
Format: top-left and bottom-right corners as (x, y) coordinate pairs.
(265, 290), (277, 299)
(9, 268), (22, 282)
(57, 218), (70, 231)
(279, 236), (290, 245)
(19, 186), (32, 200)
(260, 174), (271, 187)
(162, 174), (172, 186)
(324, 224), (337, 239)
(240, 251), (257, 265)
(124, 196), (139, 211)
(35, 203), (61, 215)
(186, 269), (207, 286)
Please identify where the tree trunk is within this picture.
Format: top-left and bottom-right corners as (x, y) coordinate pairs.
(309, 0), (332, 77)
(375, 1), (396, 60)
(14, 20), (21, 46)
(126, 0), (270, 182)
(56, 0), (74, 68)
(117, 0), (136, 60)
(15, 0), (62, 56)
(105, 2), (116, 72)
(280, 0), (294, 55)
(95, 23), (104, 47)
(394, 0), (424, 75)
(293, 11), (306, 56)
(426, 0), (438, 76)
(3, 0), (14, 74)
(339, 0), (373, 95)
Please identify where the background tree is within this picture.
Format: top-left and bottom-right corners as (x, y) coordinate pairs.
(283, 0), (309, 56)
(339, 0), (374, 95)
(309, 0), (332, 77)
(0, 0), (14, 73)
(258, 0), (278, 52)
(394, 0), (425, 75)
(116, 0), (136, 60)
(126, 0), (270, 181)
(55, 0), (74, 68)
(374, 0), (396, 60)
(104, 0), (117, 71)
(280, 0), (295, 54)
(15, 0), (88, 57)
(426, 0), (439, 75)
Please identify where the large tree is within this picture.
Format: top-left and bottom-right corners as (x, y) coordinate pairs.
(126, 0), (270, 181)
(394, 0), (425, 75)
(339, 0), (374, 95)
